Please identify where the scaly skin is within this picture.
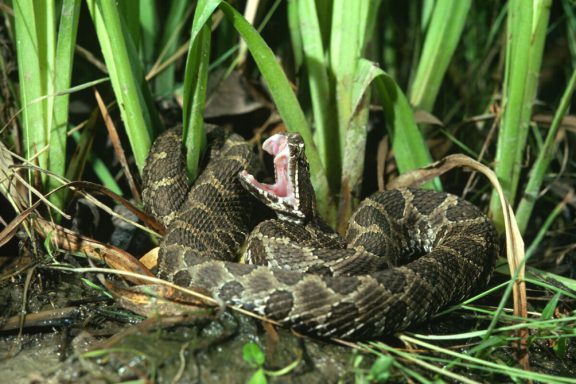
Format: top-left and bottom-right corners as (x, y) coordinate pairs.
(142, 130), (498, 339)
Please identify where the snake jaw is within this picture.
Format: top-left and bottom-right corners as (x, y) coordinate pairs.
(261, 135), (295, 201)
(239, 134), (306, 222)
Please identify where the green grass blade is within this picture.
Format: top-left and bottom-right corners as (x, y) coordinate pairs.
(409, 0), (471, 112)
(297, 0), (339, 191)
(286, 1), (303, 73)
(489, 0), (551, 230)
(329, 0), (363, 162)
(117, 0), (140, 54)
(139, 0), (159, 68)
(177, 0), (222, 182)
(153, 0), (190, 96)
(86, 0), (156, 173)
(48, 0), (81, 209)
(40, 0), (56, 177)
(314, 0), (332, 45)
(218, 1), (332, 218)
(191, 0), (221, 43)
(181, 20), (210, 181)
(13, 0), (55, 180)
(369, 60), (438, 188)
(515, 67), (576, 233)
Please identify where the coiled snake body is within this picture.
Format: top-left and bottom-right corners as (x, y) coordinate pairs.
(142, 129), (498, 340)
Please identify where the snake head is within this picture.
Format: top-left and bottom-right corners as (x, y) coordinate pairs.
(239, 133), (316, 224)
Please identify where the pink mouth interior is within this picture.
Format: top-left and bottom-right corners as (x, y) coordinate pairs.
(242, 134), (293, 199)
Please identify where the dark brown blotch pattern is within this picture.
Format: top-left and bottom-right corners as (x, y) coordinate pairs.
(265, 290), (294, 319)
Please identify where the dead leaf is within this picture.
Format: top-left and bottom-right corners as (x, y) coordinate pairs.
(34, 217), (154, 285)
(140, 247), (159, 269)
(104, 280), (213, 318)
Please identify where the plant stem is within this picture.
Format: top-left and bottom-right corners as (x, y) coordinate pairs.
(515, 67), (576, 233)
(409, 0), (471, 112)
(489, 0), (551, 231)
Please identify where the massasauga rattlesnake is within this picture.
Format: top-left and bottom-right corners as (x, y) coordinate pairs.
(142, 128), (498, 340)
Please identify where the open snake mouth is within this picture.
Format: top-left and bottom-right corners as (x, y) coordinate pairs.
(239, 134), (299, 211)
